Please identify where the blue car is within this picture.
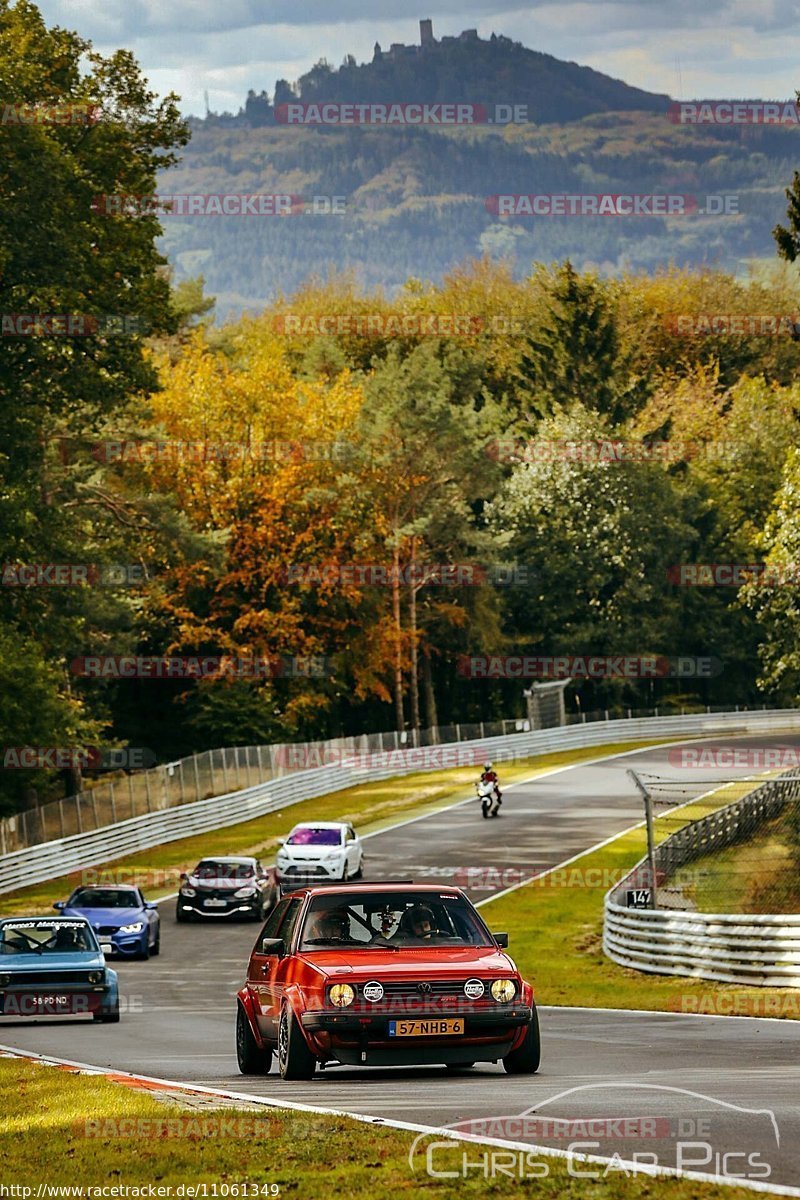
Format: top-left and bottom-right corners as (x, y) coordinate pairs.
(55, 885), (160, 960)
(0, 916), (119, 1022)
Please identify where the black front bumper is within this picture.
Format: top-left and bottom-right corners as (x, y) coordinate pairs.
(300, 1005), (531, 1067)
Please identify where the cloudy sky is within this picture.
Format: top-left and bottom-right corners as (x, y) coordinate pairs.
(34, 0), (800, 117)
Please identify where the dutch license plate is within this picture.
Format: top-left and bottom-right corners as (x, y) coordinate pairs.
(204, 899), (227, 907)
(388, 1018), (464, 1037)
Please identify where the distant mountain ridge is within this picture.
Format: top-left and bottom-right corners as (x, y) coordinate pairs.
(222, 19), (671, 128)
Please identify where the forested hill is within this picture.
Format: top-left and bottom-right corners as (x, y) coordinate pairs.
(231, 28), (671, 126)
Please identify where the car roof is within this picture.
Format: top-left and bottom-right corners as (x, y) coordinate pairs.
(296, 883), (464, 899)
(289, 821), (349, 830)
(73, 883), (139, 891)
(195, 855), (257, 864)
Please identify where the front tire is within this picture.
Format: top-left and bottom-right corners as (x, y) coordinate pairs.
(236, 1004), (272, 1074)
(176, 906), (190, 923)
(503, 1005), (541, 1075)
(481, 801), (490, 819)
(151, 929), (161, 956)
(94, 1006), (120, 1024)
(278, 1004), (316, 1080)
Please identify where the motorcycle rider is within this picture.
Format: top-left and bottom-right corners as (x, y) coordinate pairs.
(479, 761), (502, 816)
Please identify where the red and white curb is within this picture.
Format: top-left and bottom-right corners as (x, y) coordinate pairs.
(1, 1045), (798, 1197)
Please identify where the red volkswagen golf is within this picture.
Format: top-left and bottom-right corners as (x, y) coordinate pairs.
(235, 882), (539, 1079)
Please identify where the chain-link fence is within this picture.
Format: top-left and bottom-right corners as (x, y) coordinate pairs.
(627, 770), (800, 914)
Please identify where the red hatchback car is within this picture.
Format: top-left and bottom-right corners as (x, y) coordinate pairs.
(235, 882), (539, 1079)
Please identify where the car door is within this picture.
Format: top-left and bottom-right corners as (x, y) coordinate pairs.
(346, 825), (360, 874)
(265, 897), (305, 1022)
(248, 897), (295, 1038)
(135, 889), (155, 947)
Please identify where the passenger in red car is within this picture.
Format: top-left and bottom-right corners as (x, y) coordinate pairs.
(306, 908), (351, 943)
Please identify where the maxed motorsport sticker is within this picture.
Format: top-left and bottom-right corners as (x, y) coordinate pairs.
(2, 920), (88, 929)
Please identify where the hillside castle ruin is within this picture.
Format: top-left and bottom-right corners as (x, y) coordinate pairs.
(373, 19), (493, 62)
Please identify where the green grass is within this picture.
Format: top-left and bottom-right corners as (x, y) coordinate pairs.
(683, 810), (800, 915)
(0, 739), (674, 918)
(481, 778), (800, 1019)
(0, 1055), (775, 1199)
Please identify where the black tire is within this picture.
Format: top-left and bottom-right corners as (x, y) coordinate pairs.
(278, 1004), (316, 1080)
(353, 861), (363, 880)
(137, 941), (150, 961)
(176, 906), (190, 923)
(481, 802), (490, 819)
(94, 1008), (120, 1024)
(236, 1004), (272, 1074)
(502, 1005), (541, 1075)
(151, 930), (160, 956)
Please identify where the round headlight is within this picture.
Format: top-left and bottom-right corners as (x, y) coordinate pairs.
(491, 979), (517, 1003)
(88, 971), (104, 984)
(0, 974), (9, 987)
(329, 983), (355, 1008)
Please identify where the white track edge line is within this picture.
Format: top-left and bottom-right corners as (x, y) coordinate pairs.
(1, 1044), (796, 1198)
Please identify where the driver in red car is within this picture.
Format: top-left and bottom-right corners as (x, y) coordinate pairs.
(396, 904), (438, 941)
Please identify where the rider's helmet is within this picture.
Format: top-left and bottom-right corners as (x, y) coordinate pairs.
(483, 761), (492, 771)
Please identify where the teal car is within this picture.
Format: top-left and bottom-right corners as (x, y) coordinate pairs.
(0, 916), (120, 1022)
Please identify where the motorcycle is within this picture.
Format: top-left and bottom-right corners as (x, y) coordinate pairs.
(476, 777), (502, 819)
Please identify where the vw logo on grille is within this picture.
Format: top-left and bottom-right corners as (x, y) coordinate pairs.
(362, 980), (384, 1003)
(417, 981), (432, 994)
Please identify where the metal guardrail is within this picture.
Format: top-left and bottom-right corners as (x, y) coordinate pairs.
(0, 719), (531, 855)
(2, 707), (800, 897)
(604, 770), (800, 987)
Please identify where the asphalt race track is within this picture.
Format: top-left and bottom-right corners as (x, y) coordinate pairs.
(4, 734), (800, 1191)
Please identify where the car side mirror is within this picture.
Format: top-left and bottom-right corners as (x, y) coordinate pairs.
(493, 932), (509, 948)
(144, 901), (157, 910)
(179, 872), (188, 882)
(260, 937), (284, 956)
(53, 901), (65, 910)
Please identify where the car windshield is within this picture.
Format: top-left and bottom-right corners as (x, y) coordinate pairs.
(0, 921), (96, 955)
(193, 860), (255, 880)
(286, 828), (342, 846)
(69, 888), (140, 908)
(298, 891), (495, 950)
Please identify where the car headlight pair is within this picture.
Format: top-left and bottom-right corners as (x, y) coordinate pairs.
(119, 922), (144, 934)
(328, 980), (516, 1008)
